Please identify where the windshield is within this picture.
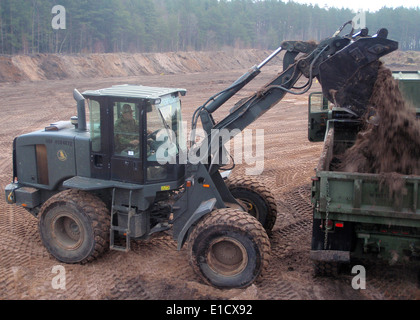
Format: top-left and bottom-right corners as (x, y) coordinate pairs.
(147, 94), (186, 161)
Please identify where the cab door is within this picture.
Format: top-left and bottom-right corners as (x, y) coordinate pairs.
(110, 100), (144, 184)
(89, 97), (111, 180)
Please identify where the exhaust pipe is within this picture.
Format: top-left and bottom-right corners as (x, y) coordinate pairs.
(73, 89), (87, 132)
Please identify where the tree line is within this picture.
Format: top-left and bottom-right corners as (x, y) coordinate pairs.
(0, 0), (419, 55)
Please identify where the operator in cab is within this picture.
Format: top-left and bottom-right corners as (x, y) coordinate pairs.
(114, 104), (139, 153)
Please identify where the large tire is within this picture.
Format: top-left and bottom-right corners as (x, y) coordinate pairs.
(188, 208), (270, 288)
(226, 176), (277, 231)
(38, 189), (110, 264)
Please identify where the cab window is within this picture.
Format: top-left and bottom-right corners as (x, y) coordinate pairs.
(88, 99), (101, 153)
(113, 102), (140, 157)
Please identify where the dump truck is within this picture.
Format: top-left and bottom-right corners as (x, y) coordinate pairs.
(5, 22), (398, 288)
(309, 71), (420, 274)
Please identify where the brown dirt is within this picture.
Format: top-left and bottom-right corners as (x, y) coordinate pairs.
(337, 63), (420, 201)
(0, 49), (272, 83)
(339, 63), (420, 176)
(0, 49), (418, 84)
(0, 51), (419, 301)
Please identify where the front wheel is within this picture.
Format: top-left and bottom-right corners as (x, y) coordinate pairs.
(188, 208), (270, 288)
(38, 189), (110, 264)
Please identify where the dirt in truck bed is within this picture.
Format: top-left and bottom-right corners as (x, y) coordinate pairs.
(0, 51), (420, 301)
(338, 63), (420, 176)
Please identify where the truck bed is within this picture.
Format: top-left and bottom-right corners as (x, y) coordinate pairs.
(313, 124), (420, 229)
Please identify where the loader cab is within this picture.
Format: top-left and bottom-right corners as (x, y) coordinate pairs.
(82, 85), (187, 185)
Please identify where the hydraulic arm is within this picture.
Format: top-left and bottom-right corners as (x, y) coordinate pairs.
(173, 22), (398, 250)
(193, 23), (398, 168)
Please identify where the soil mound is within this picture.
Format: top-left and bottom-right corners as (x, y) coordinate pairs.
(339, 63), (420, 176)
(0, 49), (271, 83)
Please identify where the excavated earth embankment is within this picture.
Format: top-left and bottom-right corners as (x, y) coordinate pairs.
(0, 49), (273, 83)
(0, 49), (419, 83)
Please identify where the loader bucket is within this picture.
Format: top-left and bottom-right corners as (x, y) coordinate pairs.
(318, 31), (398, 116)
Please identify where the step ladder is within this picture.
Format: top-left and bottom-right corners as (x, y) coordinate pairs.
(110, 188), (134, 252)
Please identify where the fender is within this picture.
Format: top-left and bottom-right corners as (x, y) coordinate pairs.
(172, 162), (243, 250)
(176, 198), (217, 250)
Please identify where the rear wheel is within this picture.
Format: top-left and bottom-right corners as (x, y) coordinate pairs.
(38, 189), (110, 264)
(188, 208), (270, 288)
(226, 176), (277, 231)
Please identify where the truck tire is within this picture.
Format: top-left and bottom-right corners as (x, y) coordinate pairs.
(38, 189), (110, 264)
(188, 208), (270, 288)
(226, 176), (277, 231)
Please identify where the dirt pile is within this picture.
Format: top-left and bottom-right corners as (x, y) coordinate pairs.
(339, 63), (420, 176)
(0, 49), (271, 83)
(0, 56), (25, 82)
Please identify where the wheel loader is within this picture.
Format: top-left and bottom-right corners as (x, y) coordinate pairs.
(5, 22), (398, 288)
